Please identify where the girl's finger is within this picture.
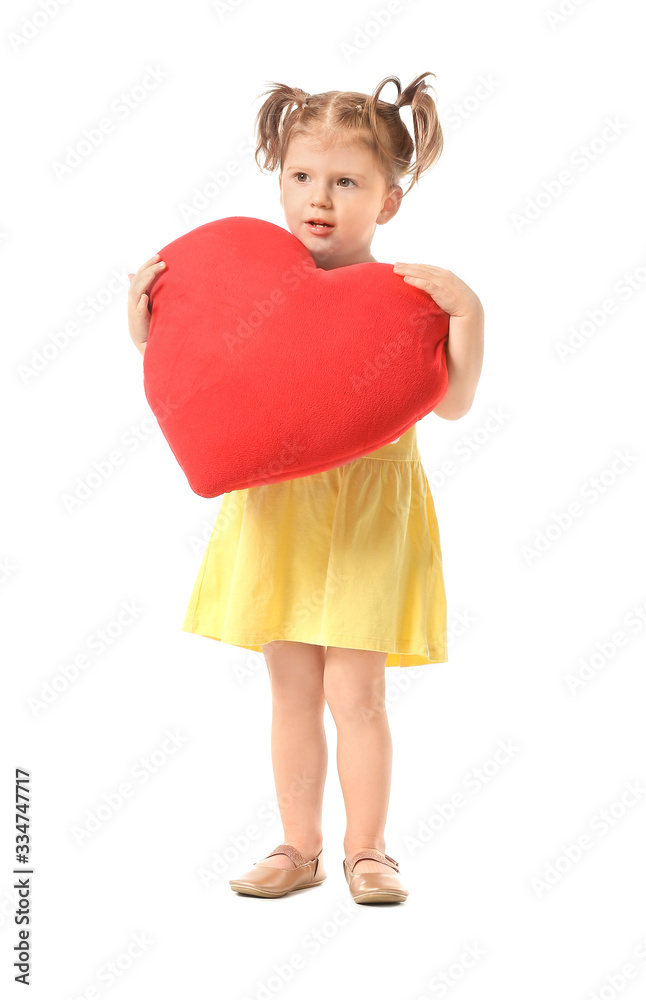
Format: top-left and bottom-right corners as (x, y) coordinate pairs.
(395, 262), (441, 275)
(133, 256), (163, 283)
(145, 261), (166, 283)
(131, 263), (165, 295)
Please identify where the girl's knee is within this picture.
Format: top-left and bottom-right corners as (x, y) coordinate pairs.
(323, 650), (387, 721)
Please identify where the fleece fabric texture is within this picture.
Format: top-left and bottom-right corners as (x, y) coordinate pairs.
(143, 216), (449, 498)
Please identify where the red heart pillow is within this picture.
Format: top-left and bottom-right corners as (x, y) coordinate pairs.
(143, 216), (449, 497)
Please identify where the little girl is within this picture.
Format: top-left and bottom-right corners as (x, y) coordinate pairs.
(128, 72), (484, 904)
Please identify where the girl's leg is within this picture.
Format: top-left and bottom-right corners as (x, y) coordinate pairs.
(323, 646), (395, 875)
(259, 640), (327, 869)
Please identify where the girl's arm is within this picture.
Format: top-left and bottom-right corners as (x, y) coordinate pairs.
(432, 301), (484, 420)
(392, 261), (484, 421)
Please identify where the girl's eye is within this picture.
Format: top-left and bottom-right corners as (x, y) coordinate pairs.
(292, 173), (355, 187)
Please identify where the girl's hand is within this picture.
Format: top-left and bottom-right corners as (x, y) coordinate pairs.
(127, 253), (166, 356)
(392, 262), (482, 318)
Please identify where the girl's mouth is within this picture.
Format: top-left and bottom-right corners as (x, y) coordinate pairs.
(305, 220), (335, 236)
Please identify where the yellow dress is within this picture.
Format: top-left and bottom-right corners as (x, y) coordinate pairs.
(181, 423), (447, 667)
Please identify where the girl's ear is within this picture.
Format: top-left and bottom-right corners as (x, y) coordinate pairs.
(378, 185), (403, 225)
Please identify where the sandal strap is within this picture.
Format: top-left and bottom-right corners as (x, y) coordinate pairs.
(345, 849), (400, 873)
(265, 843), (307, 868)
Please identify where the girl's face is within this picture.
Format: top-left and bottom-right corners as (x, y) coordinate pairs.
(279, 134), (402, 270)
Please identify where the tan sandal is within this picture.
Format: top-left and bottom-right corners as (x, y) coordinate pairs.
(229, 843), (326, 897)
(343, 849), (409, 904)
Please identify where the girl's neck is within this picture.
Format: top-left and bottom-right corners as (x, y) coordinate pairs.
(316, 251), (379, 270)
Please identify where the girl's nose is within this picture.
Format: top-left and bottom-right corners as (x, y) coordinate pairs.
(310, 190), (332, 208)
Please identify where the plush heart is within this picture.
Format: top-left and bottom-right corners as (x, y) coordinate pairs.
(143, 216), (449, 497)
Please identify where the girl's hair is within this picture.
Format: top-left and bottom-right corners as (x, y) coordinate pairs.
(254, 72), (443, 198)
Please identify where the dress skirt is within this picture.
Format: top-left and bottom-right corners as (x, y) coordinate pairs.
(182, 423), (448, 667)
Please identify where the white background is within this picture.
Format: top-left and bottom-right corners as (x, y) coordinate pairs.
(3, 0), (646, 997)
